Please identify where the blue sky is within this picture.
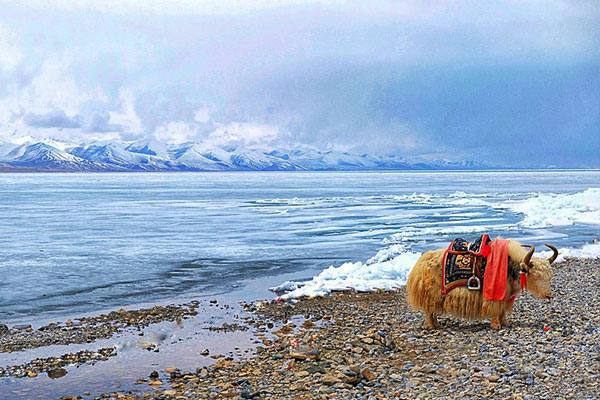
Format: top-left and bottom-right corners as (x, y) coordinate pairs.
(0, 0), (598, 167)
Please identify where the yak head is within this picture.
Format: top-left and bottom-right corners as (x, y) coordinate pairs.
(519, 244), (557, 300)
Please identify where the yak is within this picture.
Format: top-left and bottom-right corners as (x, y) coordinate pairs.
(406, 239), (557, 329)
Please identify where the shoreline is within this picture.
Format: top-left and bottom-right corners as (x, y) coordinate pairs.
(1, 257), (599, 399)
(1, 169), (600, 174)
(0, 262), (327, 328)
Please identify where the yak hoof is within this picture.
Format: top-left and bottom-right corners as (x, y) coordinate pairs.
(490, 318), (502, 330)
(424, 314), (441, 329)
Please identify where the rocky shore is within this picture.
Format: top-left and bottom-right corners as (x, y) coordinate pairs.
(0, 347), (116, 379)
(0, 303), (200, 353)
(1, 258), (599, 399)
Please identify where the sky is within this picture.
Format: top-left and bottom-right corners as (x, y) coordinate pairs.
(0, 0), (598, 167)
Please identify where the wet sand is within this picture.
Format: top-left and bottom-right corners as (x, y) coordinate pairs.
(1, 258), (599, 399)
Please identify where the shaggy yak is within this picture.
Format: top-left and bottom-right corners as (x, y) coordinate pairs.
(406, 239), (557, 329)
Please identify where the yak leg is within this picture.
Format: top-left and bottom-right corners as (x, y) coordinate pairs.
(486, 300), (507, 330)
(424, 312), (441, 329)
(500, 311), (510, 326)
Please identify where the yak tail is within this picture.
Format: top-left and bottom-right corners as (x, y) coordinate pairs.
(406, 250), (444, 315)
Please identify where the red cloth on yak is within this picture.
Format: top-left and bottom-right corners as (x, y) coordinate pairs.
(483, 239), (509, 300)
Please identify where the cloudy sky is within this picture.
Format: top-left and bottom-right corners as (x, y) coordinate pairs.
(0, 0), (598, 167)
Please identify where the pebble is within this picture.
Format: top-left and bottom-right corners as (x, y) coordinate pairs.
(361, 368), (377, 381)
(0, 347), (116, 379)
(47, 368), (68, 379)
(0, 304), (199, 353)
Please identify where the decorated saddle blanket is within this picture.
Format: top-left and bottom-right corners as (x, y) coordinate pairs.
(441, 234), (491, 294)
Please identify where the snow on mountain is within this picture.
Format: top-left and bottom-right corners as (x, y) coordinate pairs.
(168, 142), (233, 170)
(228, 146), (302, 170)
(125, 139), (170, 159)
(0, 138), (496, 172)
(0, 141), (18, 159)
(268, 147), (416, 171)
(415, 158), (494, 170)
(2, 142), (101, 170)
(68, 143), (171, 170)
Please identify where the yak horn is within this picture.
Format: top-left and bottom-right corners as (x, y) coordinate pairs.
(521, 244), (535, 271)
(545, 243), (558, 264)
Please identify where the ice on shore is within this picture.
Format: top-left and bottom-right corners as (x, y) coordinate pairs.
(279, 245), (421, 299)
(423, 188), (600, 229)
(269, 280), (305, 292)
(497, 187), (600, 228)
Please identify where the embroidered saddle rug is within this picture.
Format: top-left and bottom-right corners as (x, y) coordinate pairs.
(441, 234), (491, 294)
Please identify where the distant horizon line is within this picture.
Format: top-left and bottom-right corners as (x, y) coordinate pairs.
(1, 167), (599, 174)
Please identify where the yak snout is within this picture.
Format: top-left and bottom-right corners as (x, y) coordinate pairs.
(535, 290), (552, 300)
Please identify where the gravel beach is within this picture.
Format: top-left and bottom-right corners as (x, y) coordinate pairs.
(1, 258), (598, 400)
(0, 303), (201, 353)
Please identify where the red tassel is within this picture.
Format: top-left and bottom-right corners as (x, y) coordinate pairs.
(482, 243), (491, 257)
(520, 272), (527, 291)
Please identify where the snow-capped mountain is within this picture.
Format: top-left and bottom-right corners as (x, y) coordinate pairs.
(68, 143), (172, 170)
(2, 142), (102, 171)
(0, 139), (495, 172)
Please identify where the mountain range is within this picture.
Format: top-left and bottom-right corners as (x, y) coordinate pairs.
(0, 139), (494, 172)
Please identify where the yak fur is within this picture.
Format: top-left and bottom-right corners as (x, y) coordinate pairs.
(406, 239), (554, 329)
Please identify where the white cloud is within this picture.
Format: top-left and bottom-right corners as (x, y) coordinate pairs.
(0, 50), (97, 139)
(27, 53), (91, 115)
(151, 120), (287, 146)
(81, 130), (124, 142)
(194, 106), (212, 123)
(8, 0), (345, 16)
(205, 122), (286, 145)
(1, 52), (90, 116)
(0, 24), (23, 72)
(108, 89), (143, 134)
(153, 121), (197, 144)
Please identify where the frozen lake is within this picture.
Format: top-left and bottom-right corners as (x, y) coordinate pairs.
(0, 170), (598, 322)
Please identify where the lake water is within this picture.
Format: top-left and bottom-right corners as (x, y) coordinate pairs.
(1, 171), (599, 323)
